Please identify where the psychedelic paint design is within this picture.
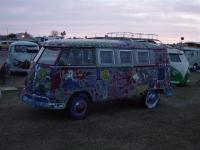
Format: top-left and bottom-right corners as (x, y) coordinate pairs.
(21, 39), (172, 110)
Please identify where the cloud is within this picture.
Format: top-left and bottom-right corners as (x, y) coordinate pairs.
(0, 0), (200, 43)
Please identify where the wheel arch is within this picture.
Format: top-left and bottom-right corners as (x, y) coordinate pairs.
(66, 91), (93, 120)
(194, 63), (198, 66)
(66, 91), (93, 108)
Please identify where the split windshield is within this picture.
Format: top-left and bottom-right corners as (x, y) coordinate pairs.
(169, 54), (181, 62)
(15, 45), (39, 53)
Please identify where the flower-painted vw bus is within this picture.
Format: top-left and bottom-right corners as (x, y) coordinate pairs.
(21, 39), (171, 120)
(7, 41), (39, 73)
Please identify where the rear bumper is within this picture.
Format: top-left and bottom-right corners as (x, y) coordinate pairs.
(21, 89), (65, 109)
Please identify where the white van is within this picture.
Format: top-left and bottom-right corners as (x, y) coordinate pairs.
(7, 41), (39, 73)
(181, 42), (200, 70)
(168, 48), (190, 84)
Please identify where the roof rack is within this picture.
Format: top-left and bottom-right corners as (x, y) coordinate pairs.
(105, 32), (158, 40)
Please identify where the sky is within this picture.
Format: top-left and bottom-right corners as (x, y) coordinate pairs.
(0, 0), (200, 43)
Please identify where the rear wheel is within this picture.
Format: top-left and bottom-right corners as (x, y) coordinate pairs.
(142, 90), (160, 109)
(67, 93), (90, 120)
(193, 63), (198, 71)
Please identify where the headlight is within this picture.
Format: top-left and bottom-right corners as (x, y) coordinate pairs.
(13, 59), (21, 66)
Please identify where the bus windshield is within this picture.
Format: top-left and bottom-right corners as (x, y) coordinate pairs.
(15, 45), (39, 53)
(38, 49), (60, 65)
(169, 54), (181, 62)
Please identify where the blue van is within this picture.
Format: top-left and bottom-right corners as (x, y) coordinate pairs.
(21, 39), (171, 119)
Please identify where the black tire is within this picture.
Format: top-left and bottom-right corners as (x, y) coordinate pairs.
(10, 71), (15, 76)
(141, 90), (160, 109)
(67, 93), (91, 120)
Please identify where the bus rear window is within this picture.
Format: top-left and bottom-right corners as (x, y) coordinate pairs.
(38, 49), (60, 65)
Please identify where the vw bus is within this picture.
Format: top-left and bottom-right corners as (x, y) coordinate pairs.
(0, 40), (13, 50)
(167, 48), (190, 85)
(7, 41), (39, 73)
(21, 39), (171, 120)
(180, 42), (200, 71)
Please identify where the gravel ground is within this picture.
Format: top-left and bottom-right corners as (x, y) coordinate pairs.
(0, 73), (26, 88)
(0, 73), (200, 150)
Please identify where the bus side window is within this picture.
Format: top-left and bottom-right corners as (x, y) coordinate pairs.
(58, 50), (79, 66)
(60, 49), (82, 66)
(58, 49), (95, 66)
(99, 50), (115, 65)
(136, 50), (149, 64)
(159, 53), (163, 63)
(82, 49), (95, 66)
(58, 50), (71, 66)
(119, 50), (132, 64)
(191, 52), (194, 57)
(69, 49), (82, 66)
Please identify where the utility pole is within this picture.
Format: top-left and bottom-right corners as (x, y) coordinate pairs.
(6, 28), (8, 40)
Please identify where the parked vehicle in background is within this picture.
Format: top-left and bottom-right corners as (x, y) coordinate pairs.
(34, 36), (65, 47)
(0, 41), (13, 50)
(107, 33), (191, 85)
(104, 32), (190, 85)
(7, 41), (39, 73)
(180, 42), (200, 71)
(21, 38), (172, 120)
(167, 48), (190, 85)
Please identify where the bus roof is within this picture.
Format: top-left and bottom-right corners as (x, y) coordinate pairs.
(167, 48), (184, 54)
(185, 42), (200, 45)
(42, 39), (165, 50)
(10, 41), (39, 46)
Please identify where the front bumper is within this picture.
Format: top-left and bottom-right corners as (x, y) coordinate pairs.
(10, 67), (30, 73)
(170, 79), (190, 85)
(21, 89), (65, 110)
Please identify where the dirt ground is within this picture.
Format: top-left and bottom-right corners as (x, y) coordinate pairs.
(0, 73), (26, 88)
(0, 73), (200, 150)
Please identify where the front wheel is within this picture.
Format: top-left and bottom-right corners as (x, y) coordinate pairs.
(67, 93), (90, 120)
(142, 90), (160, 109)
